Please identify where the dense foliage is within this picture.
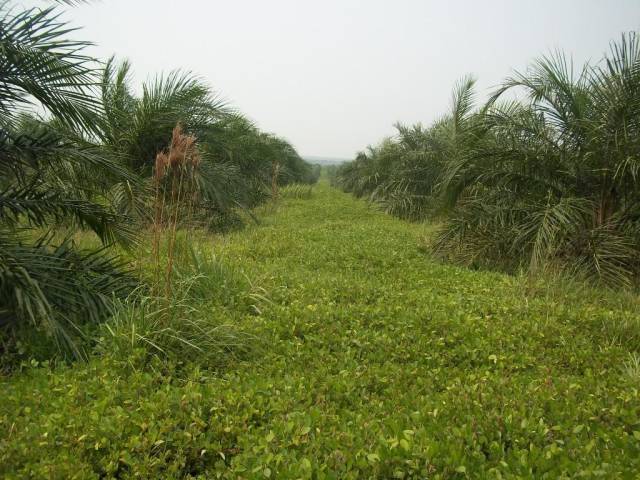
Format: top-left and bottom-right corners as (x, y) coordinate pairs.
(335, 35), (640, 287)
(2, 183), (639, 478)
(2, 2), (638, 477)
(0, 3), (316, 359)
(0, 5), (138, 358)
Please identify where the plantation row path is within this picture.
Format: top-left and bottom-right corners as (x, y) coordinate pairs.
(204, 180), (639, 477)
(3, 180), (639, 478)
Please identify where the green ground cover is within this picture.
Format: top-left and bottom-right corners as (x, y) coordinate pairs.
(2, 181), (640, 479)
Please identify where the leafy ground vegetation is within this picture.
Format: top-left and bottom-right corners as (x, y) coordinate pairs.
(2, 181), (640, 478)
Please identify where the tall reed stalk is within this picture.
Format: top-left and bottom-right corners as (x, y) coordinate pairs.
(151, 124), (201, 297)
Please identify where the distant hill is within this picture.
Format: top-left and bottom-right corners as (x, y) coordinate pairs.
(304, 155), (350, 165)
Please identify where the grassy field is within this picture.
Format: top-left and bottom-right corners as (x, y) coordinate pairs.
(2, 180), (640, 478)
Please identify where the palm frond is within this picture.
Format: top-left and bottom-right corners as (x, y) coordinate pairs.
(0, 5), (99, 130)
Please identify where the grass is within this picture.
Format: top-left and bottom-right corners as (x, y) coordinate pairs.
(2, 180), (640, 478)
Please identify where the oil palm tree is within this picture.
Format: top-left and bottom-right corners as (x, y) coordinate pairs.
(95, 58), (313, 226)
(435, 33), (640, 286)
(338, 34), (640, 287)
(1, 4), (136, 358)
(336, 76), (481, 220)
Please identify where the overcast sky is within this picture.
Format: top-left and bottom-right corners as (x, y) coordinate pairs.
(25, 0), (640, 158)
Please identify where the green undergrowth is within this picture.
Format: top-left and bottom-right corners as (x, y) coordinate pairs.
(1, 181), (640, 478)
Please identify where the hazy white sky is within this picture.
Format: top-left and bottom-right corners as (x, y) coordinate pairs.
(25, 0), (640, 157)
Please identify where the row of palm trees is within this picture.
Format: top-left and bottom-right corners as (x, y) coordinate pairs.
(0, 3), (317, 357)
(335, 33), (640, 287)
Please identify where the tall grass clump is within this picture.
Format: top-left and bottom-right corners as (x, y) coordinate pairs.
(97, 231), (268, 370)
(97, 288), (250, 371)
